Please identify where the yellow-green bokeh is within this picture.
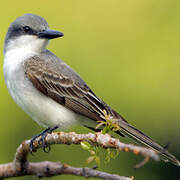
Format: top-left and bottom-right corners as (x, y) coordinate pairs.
(0, 1), (180, 179)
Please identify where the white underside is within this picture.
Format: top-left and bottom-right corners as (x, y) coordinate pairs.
(3, 36), (96, 129)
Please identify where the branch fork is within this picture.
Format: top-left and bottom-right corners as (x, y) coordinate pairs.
(0, 132), (160, 179)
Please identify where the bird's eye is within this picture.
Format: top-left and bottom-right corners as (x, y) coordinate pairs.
(23, 26), (31, 33)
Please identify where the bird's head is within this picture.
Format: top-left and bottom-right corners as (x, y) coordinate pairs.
(4, 13), (64, 54)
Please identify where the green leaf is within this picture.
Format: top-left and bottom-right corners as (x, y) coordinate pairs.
(102, 126), (110, 134)
(81, 141), (91, 151)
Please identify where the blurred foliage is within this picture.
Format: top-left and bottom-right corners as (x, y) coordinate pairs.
(0, 0), (180, 179)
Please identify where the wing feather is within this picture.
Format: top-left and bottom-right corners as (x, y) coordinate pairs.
(24, 55), (120, 122)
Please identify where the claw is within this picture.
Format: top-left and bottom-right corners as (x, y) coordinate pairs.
(43, 144), (51, 153)
(38, 133), (51, 153)
(30, 139), (35, 154)
(29, 126), (58, 153)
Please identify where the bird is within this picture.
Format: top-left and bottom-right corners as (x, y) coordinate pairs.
(3, 13), (180, 166)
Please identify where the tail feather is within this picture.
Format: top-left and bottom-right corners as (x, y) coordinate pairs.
(117, 120), (180, 166)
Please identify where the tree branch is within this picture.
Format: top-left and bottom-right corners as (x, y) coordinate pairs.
(0, 161), (133, 180)
(0, 132), (160, 179)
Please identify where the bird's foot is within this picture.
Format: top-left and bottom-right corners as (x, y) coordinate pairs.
(29, 126), (58, 153)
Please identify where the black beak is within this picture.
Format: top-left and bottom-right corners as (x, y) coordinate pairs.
(38, 29), (64, 39)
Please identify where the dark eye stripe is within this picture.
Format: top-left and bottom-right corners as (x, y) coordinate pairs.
(7, 25), (37, 41)
(23, 26), (31, 32)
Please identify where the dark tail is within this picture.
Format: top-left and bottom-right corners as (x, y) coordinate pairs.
(117, 120), (180, 166)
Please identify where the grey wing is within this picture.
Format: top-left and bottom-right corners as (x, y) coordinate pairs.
(24, 53), (126, 124)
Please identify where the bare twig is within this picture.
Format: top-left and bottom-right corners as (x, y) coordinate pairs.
(0, 132), (160, 179)
(0, 161), (132, 180)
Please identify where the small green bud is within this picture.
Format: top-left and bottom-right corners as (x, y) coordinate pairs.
(81, 141), (91, 150)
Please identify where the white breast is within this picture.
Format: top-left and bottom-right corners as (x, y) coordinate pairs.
(3, 46), (80, 129)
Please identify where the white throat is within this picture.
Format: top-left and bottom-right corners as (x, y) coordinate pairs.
(4, 35), (49, 75)
(4, 35), (49, 55)
(3, 35), (49, 88)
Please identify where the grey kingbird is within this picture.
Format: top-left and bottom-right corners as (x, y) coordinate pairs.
(3, 14), (180, 166)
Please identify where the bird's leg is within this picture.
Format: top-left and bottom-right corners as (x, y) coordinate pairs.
(30, 127), (51, 153)
(30, 126), (58, 153)
(38, 126), (58, 153)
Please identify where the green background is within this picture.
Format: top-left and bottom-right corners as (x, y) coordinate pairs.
(0, 0), (180, 179)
